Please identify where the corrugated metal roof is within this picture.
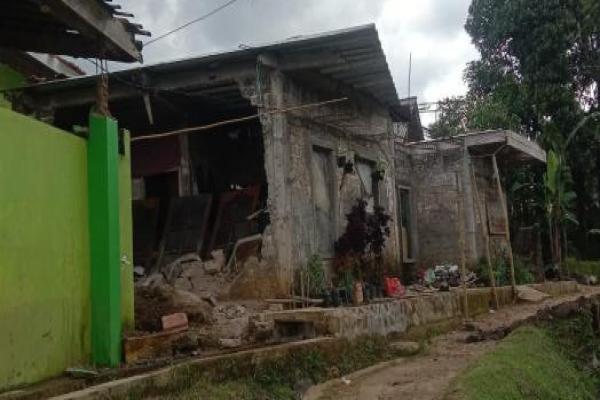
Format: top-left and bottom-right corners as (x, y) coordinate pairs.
(0, 0), (148, 62)
(23, 24), (406, 116)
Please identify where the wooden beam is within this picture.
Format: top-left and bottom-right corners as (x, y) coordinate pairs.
(40, 0), (142, 62)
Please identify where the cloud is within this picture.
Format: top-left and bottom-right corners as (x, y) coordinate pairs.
(106, 0), (480, 124)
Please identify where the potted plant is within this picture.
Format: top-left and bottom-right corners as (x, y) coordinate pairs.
(333, 199), (391, 305)
(372, 161), (387, 182)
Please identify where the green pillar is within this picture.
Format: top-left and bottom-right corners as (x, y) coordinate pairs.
(88, 114), (121, 367)
(119, 130), (135, 332)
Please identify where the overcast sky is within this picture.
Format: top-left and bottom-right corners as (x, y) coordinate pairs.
(111, 0), (480, 125)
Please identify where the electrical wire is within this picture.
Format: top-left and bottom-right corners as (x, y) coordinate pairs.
(144, 0), (240, 47)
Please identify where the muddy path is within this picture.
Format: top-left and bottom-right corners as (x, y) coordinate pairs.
(304, 286), (600, 400)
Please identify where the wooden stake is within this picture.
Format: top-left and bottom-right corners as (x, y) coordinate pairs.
(492, 154), (517, 299)
(457, 173), (469, 320)
(471, 166), (500, 310)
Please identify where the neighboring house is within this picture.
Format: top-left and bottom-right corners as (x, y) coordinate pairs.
(0, 0), (146, 391)
(12, 25), (546, 304)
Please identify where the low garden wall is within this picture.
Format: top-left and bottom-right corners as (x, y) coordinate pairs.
(261, 281), (579, 339)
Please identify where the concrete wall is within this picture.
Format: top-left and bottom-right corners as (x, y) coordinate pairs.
(410, 146), (467, 266)
(251, 70), (399, 293)
(394, 144), (510, 269)
(0, 109), (134, 391)
(0, 108), (91, 390)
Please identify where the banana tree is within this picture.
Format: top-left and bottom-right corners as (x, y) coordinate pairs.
(544, 149), (578, 276)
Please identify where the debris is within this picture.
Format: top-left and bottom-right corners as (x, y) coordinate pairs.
(134, 266), (145, 277)
(516, 286), (550, 303)
(202, 295), (218, 307)
(225, 234), (262, 273)
(139, 272), (165, 288)
(124, 330), (187, 364)
(172, 332), (200, 354)
(419, 264), (477, 289)
(161, 313), (189, 332)
(201, 250), (225, 275)
(65, 367), (99, 379)
(389, 341), (420, 356)
(341, 377), (352, 385)
(135, 285), (213, 332)
(163, 253), (201, 283)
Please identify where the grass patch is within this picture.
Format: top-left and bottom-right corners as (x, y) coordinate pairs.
(124, 336), (412, 400)
(446, 323), (599, 400)
(566, 258), (600, 276)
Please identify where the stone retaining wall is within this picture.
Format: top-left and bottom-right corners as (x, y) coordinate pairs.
(261, 282), (580, 339)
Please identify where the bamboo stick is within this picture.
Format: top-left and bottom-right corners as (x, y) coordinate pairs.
(132, 97), (349, 142)
(471, 165), (500, 310)
(457, 172), (469, 320)
(492, 154), (517, 299)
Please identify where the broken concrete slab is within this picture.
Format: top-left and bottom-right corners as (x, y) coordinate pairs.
(516, 286), (550, 303)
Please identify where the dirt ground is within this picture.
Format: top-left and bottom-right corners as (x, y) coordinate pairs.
(304, 286), (600, 400)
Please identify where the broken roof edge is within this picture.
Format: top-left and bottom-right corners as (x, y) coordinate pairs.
(17, 24), (413, 121)
(406, 130), (547, 163)
(18, 24), (381, 89)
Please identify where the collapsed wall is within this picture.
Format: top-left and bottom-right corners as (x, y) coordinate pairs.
(237, 68), (401, 296)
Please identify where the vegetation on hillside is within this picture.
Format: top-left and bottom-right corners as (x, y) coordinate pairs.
(446, 314), (600, 400)
(431, 0), (600, 266)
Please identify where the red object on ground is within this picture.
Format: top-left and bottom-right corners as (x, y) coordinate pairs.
(161, 313), (189, 332)
(384, 277), (406, 298)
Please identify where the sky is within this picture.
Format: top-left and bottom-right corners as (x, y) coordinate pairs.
(109, 0), (480, 125)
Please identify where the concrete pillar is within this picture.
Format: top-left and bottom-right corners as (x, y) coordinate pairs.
(260, 69), (294, 293)
(462, 141), (478, 264)
(88, 114), (121, 367)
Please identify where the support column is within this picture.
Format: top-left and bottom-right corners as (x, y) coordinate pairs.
(88, 113), (121, 367)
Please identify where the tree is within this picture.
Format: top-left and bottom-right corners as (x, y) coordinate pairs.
(428, 94), (521, 139)
(464, 0), (600, 260)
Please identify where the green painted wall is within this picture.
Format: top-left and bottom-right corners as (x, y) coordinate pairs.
(0, 64), (26, 108)
(0, 108), (90, 390)
(119, 130), (135, 332)
(0, 109), (136, 390)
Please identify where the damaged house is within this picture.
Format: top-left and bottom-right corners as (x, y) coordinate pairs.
(13, 24), (545, 305)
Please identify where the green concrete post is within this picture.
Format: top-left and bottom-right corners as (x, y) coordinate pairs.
(88, 114), (121, 367)
(119, 130), (135, 332)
